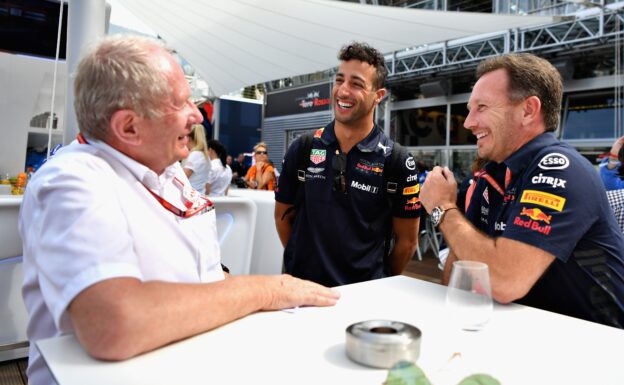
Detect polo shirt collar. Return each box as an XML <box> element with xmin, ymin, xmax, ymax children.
<box><xmin>503</xmin><ymin>132</ymin><xmax>558</xmax><ymax>176</ymax></box>
<box><xmin>320</xmin><ymin>121</ymin><xmax>385</xmax><ymax>152</ymax></box>
<box><xmin>86</xmin><ymin>136</ymin><xmax>178</xmax><ymax>190</ymax></box>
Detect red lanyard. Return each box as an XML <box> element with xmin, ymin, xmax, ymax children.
<box><xmin>143</xmin><ymin>185</ymin><xmax>213</xmax><ymax>218</ymax></box>
<box><xmin>77</xmin><ymin>133</ymin><xmax>214</xmax><ymax>218</ymax></box>
<box><xmin>475</xmin><ymin>167</ymin><xmax>512</xmax><ymax>196</ymax></box>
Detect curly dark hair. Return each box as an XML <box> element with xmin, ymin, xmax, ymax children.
<box><xmin>338</xmin><ymin>42</ymin><xmax>387</xmax><ymax>90</ymax></box>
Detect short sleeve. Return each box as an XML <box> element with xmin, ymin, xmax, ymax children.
<box><xmin>183</xmin><ymin>151</ymin><xmax>203</xmax><ymax>173</ymax></box>
<box><xmin>22</xmin><ymin>156</ymin><xmax>142</xmax><ymax>332</ymax></box>
<box><xmin>600</xmin><ymin>159</ymin><xmax>624</xmax><ymax>191</ymax></box>
<box><xmin>390</xmin><ymin>151</ymin><xmax>422</xmax><ymax>218</ymax></box>
<box><xmin>501</xmin><ymin>151</ymin><xmax>596</xmax><ymax>261</ymax></box>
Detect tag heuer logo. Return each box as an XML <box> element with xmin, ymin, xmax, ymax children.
<box><xmin>310</xmin><ymin>149</ymin><xmax>326</xmax><ymax>165</ymax></box>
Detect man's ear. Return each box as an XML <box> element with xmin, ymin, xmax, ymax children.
<box><xmin>109</xmin><ymin>109</ymin><xmax>141</xmax><ymax>146</ymax></box>
<box><xmin>375</xmin><ymin>87</ymin><xmax>387</xmax><ymax>105</ymax></box>
<box><xmin>523</xmin><ymin>95</ymin><xmax>541</xmax><ymax>125</ymax></box>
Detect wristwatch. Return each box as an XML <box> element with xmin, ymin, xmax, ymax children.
<box><xmin>430</xmin><ymin>205</ymin><xmax>458</xmax><ymax>227</ymax></box>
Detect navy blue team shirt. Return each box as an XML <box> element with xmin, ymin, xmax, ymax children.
<box><xmin>466</xmin><ymin>132</ymin><xmax>624</xmax><ymax>328</ymax></box>
<box><xmin>275</xmin><ymin>121</ymin><xmax>422</xmax><ymax>287</ymax></box>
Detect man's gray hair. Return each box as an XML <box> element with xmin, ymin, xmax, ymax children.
<box><xmin>73</xmin><ymin>35</ymin><xmax>173</xmax><ymax>140</ymax></box>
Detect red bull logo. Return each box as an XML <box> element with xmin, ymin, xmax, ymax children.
<box><xmin>404</xmin><ymin>196</ymin><xmax>421</xmax><ymax>211</ymax></box>
<box><xmin>519</xmin><ymin>207</ymin><xmax>551</xmax><ymax>224</ymax></box>
<box><xmin>513</xmin><ymin>207</ymin><xmax>552</xmax><ymax>235</ymax></box>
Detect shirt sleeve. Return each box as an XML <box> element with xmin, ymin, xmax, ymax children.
<box><xmin>501</xmin><ymin>151</ymin><xmax>597</xmax><ymax>262</ymax></box>
<box><xmin>183</xmin><ymin>151</ymin><xmax>203</xmax><ymax>173</ymax></box>
<box><xmin>21</xmin><ymin>154</ymin><xmax>142</xmax><ymax>332</ymax></box>
<box><xmin>390</xmin><ymin>151</ymin><xmax>422</xmax><ymax>218</ymax></box>
<box><xmin>274</xmin><ymin>138</ymin><xmax>302</xmax><ymax>204</ymax></box>
<box><xmin>600</xmin><ymin>158</ymin><xmax>624</xmax><ymax>191</ymax></box>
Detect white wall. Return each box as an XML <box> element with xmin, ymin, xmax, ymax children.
<box><xmin>0</xmin><ymin>52</ymin><xmax>66</xmax><ymax>176</ymax></box>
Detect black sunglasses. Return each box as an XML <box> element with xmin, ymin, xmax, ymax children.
<box><xmin>255</xmin><ymin>150</ymin><xmax>268</xmax><ymax>155</ymax></box>
<box><xmin>332</xmin><ymin>151</ymin><xmax>347</xmax><ymax>194</ymax></box>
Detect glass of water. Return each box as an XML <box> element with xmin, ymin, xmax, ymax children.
<box><xmin>445</xmin><ymin>260</ymin><xmax>493</xmax><ymax>331</ymax></box>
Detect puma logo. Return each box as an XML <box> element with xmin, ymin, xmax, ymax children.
<box><xmin>377</xmin><ymin>142</ymin><xmax>389</xmax><ymax>154</ymax></box>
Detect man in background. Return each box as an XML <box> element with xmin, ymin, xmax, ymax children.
<box><xmin>420</xmin><ymin>53</ymin><xmax>624</xmax><ymax>327</ymax></box>
<box><xmin>19</xmin><ymin>35</ymin><xmax>339</xmax><ymax>385</ymax></box>
<box><xmin>275</xmin><ymin>42</ymin><xmax>420</xmax><ymax>286</ymax></box>
<box><xmin>231</xmin><ymin>152</ymin><xmax>248</xmax><ymax>186</ymax></box>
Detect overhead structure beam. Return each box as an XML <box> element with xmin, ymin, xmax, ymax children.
<box><xmin>386</xmin><ymin>8</ymin><xmax>624</xmax><ymax>84</ymax></box>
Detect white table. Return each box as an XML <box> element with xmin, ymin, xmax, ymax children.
<box><xmin>37</xmin><ymin>276</ymin><xmax>624</xmax><ymax>385</ymax></box>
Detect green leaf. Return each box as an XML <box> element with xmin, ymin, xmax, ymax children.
<box><xmin>457</xmin><ymin>374</ymin><xmax>501</xmax><ymax>385</ymax></box>
<box><xmin>384</xmin><ymin>361</ymin><xmax>433</xmax><ymax>385</ymax></box>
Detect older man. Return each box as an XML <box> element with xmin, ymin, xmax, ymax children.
<box><xmin>19</xmin><ymin>35</ymin><xmax>339</xmax><ymax>385</ymax></box>
<box><xmin>420</xmin><ymin>53</ymin><xmax>624</xmax><ymax>328</ymax></box>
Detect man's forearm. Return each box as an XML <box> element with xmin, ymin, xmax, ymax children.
<box><xmin>274</xmin><ymin>203</ymin><xmax>295</xmax><ymax>248</ymax></box>
<box><xmin>275</xmin><ymin>219</ymin><xmax>292</xmax><ymax>248</ymax></box>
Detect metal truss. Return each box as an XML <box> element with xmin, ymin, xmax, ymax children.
<box><xmin>386</xmin><ymin>9</ymin><xmax>624</xmax><ymax>83</ymax></box>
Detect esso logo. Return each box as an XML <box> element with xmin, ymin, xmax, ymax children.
<box><xmin>405</xmin><ymin>156</ymin><xmax>415</xmax><ymax>170</ymax></box>
<box><xmin>538</xmin><ymin>153</ymin><xmax>569</xmax><ymax>170</ymax></box>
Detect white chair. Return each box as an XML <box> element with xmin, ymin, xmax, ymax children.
<box><xmin>0</xmin><ymin>196</ymin><xmax>23</xmax><ymax>261</ymax></box>
<box><xmin>416</xmin><ymin>215</ymin><xmax>442</xmax><ymax>261</ymax></box>
<box><xmin>227</xmin><ymin>189</ymin><xmax>284</xmax><ymax>275</ymax></box>
<box><xmin>0</xmin><ymin>197</ymin><xmax>29</xmax><ymax>361</ymax></box>
<box><xmin>211</xmin><ymin>196</ymin><xmax>256</xmax><ymax>275</ymax></box>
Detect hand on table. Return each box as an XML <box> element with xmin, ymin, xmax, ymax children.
<box><xmin>263</xmin><ymin>274</ymin><xmax>340</xmax><ymax>310</ymax></box>
<box><xmin>419</xmin><ymin>166</ymin><xmax>458</xmax><ymax>214</ymax></box>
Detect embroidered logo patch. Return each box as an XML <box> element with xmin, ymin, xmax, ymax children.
<box><xmin>405</xmin><ymin>156</ymin><xmax>416</xmax><ymax>171</ymax></box>
<box><xmin>402</xmin><ymin>184</ymin><xmax>420</xmax><ymax>195</ymax></box>
<box><xmin>520</xmin><ymin>190</ymin><xmax>566</xmax><ymax>212</ymax></box>
<box><xmin>538</xmin><ymin>153</ymin><xmax>569</xmax><ymax>170</ymax></box>
<box><xmin>310</xmin><ymin>149</ymin><xmax>326</xmax><ymax>165</ymax></box>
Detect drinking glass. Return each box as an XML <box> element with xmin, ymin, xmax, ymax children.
<box><xmin>445</xmin><ymin>260</ymin><xmax>493</xmax><ymax>331</ymax></box>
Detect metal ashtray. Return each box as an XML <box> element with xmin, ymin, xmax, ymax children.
<box><xmin>345</xmin><ymin>320</ymin><xmax>421</xmax><ymax>368</ymax></box>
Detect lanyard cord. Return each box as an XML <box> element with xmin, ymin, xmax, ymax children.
<box><xmin>76</xmin><ymin>133</ymin><xmax>213</xmax><ymax>218</ymax></box>
<box><xmin>474</xmin><ymin>167</ymin><xmax>512</xmax><ymax>196</ymax></box>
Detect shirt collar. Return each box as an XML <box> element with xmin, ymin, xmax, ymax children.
<box><xmin>85</xmin><ymin>136</ymin><xmax>178</xmax><ymax>190</ymax></box>
<box><xmin>503</xmin><ymin>132</ymin><xmax>558</xmax><ymax>176</ymax></box>
<box><xmin>320</xmin><ymin>121</ymin><xmax>386</xmax><ymax>152</ymax></box>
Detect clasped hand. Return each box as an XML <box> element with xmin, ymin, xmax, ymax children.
<box><xmin>419</xmin><ymin>166</ymin><xmax>458</xmax><ymax>213</ymax></box>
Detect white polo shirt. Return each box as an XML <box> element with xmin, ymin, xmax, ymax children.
<box><xmin>207</xmin><ymin>159</ymin><xmax>233</xmax><ymax>197</ymax></box>
<box><xmin>183</xmin><ymin>150</ymin><xmax>211</xmax><ymax>194</ymax></box>
<box><xmin>19</xmin><ymin>138</ymin><xmax>224</xmax><ymax>385</ymax></box>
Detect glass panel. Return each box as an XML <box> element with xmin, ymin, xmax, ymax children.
<box><xmin>562</xmin><ymin>90</ymin><xmax>619</xmax><ymax>140</ymax></box>
<box><xmin>451</xmin><ymin>149</ymin><xmax>478</xmax><ymax>183</ymax></box>
<box><xmin>393</xmin><ymin>106</ymin><xmax>447</xmax><ymax>146</ymax></box>
<box><xmin>449</xmin><ymin>103</ymin><xmax>475</xmax><ymax>145</ymax></box>
<box><xmin>408</xmin><ymin>149</ymin><xmax>442</xmax><ymax>170</ymax></box>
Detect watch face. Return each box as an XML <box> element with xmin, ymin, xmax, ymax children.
<box><xmin>431</xmin><ymin>207</ymin><xmax>442</xmax><ymax>226</ymax></box>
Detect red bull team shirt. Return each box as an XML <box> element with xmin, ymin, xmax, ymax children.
<box><xmin>466</xmin><ymin>132</ymin><xmax>624</xmax><ymax>328</ymax></box>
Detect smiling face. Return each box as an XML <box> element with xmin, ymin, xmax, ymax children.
<box><xmin>136</xmin><ymin>49</ymin><xmax>203</xmax><ymax>173</ymax></box>
<box><xmin>332</xmin><ymin>59</ymin><xmax>385</xmax><ymax>130</ymax></box>
<box><xmin>464</xmin><ymin>69</ymin><xmax>527</xmax><ymax>163</ymax></box>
